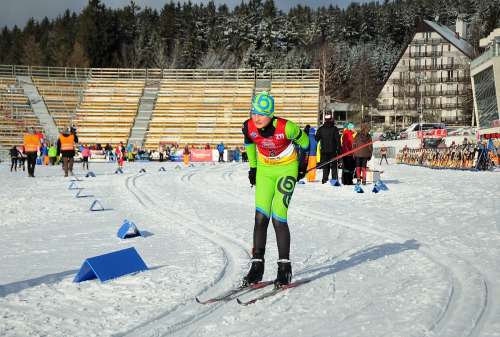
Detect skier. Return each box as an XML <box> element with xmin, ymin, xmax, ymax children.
<box><xmin>315</xmin><ymin>112</ymin><xmax>341</xmax><ymax>183</ymax></box>
<box><xmin>241</xmin><ymin>91</ymin><xmax>309</xmax><ymax>288</ymax></box>
<box><xmin>353</xmin><ymin>123</ymin><xmax>373</xmax><ymax>185</ymax></box>
<box><xmin>379</xmin><ymin>145</ymin><xmax>389</xmax><ymax>165</ymax></box>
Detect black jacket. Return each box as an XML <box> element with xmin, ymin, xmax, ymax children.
<box><xmin>315</xmin><ymin>122</ymin><xmax>341</xmax><ymax>154</ymax></box>
<box><xmin>10</xmin><ymin>148</ymin><xmax>19</xmax><ymax>158</ymax></box>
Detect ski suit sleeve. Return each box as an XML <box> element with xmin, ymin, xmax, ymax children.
<box><xmin>285</xmin><ymin>121</ymin><xmax>309</xmax><ymax>151</ymax></box>
<box><xmin>242</xmin><ymin>121</ymin><xmax>257</xmax><ymax>168</ymax></box>
<box><xmin>314</xmin><ymin>126</ymin><xmax>321</xmax><ymax>142</ymax></box>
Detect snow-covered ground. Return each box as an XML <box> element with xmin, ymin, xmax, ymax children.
<box><xmin>0</xmin><ymin>160</ymin><xmax>499</xmax><ymax>337</ymax></box>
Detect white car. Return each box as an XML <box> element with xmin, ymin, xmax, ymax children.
<box><xmin>399</xmin><ymin>123</ymin><xmax>446</xmax><ymax>139</ymax></box>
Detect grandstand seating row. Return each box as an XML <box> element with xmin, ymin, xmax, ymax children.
<box><xmin>0</xmin><ymin>77</ymin><xmax>43</xmax><ymax>149</ymax></box>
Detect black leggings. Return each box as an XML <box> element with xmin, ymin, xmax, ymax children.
<box><xmin>11</xmin><ymin>158</ymin><xmax>17</xmax><ymax>171</ymax></box>
<box><xmin>26</xmin><ymin>152</ymin><xmax>37</xmax><ymax>176</ymax></box>
<box><xmin>253</xmin><ymin>211</ymin><xmax>290</xmax><ymax>260</ymax></box>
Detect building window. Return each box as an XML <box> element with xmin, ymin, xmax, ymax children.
<box><xmin>473</xmin><ymin>67</ymin><xmax>497</xmax><ymax>128</ymax></box>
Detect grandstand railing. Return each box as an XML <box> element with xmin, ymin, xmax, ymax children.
<box><xmin>0</xmin><ymin>65</ymin><xmax>319</xmax><ymax>82</ymax></box>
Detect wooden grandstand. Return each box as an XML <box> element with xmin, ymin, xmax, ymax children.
<box><xmin>74</xmin><ymin>78</ymin><xmax>145</xmax><ymax>146</ymax></box>
<box><xmin>32</xmin><ymin>77</ymin><xmax>85</xmax><ymax>131</ymax></box>
<box><xmin>144</xmin><ymin>70</ymin><xmax>255</xmax><ymax>149</ymax></box>
<box><xmin>0</xmin><ymin>77</ymin><xmax>43</xmax><ymax>149</ymax></box>
<box><xmin>267</xmin><ymin>70</ymin><xmax>320</xmax><ymax>127</ymax></box>
<box><xmin>0</xmin><ymin>65</ymin><xmax>320</xmax><ymax>155</ymax></box>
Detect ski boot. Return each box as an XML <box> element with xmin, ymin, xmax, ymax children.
<box><xmin>274</xmin><ymin>259</ymin><xmax>292</xmax><ymax>289</ymax></box>
<box><xmin>242</xmin><ymin>258</ymin><xmax>264</xmax><ymax>287</ymax></box>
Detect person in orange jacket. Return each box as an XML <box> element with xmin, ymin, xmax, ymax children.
<box><xmin>23</xmin><ymin>128</ymin><xmax>40</xmax><ymax>177</ymax></box>
<box><xmin>57</xmin><ymin>127</ymin><xmax>79</xmax><ymax>177</ymax></box>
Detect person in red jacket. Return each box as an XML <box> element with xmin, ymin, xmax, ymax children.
<box><xmin>341</xmin><ymin>123</ymin><xmax>355</xmax><ymax>185</ymax></box>
<box><xmin>353</xmin><ymin>123</ymin><xmax>373</xmax><ymax>185</ymax></box>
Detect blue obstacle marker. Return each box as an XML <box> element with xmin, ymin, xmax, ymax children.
<box><xmin>115</xmin><ymin>168</ymin><xmax>124</xmax><ymax>174</ymax></box>
<box><xmin>139</xmin><ymin>168</ymin><xmax>146</xmax><ymax>173</ymax></box>
<box><xmin>189</xmin><ymin>164</ymin><xmax>195</xmax><ymax>167</ymax></box>
<box><xmin>86</xmin><ymin>171</ymin><xmax>96</xmax><ymax>178</ymax></box>
<box><xmin>117</xmin><ymin>220</ymin><xmax>143</xmax><ymax>239</ymax></box>
<box><xmin>372</xmin><ymin>185</ymin><xmax>380</xmax><ymax>193</ymax></box>
<box><xmin>75</xmin><ymin>188</ymin><xmax>94</xmax><ymax>198</ymax></box>
<box><xmin>73</xmin><ymin>247</ymin><xmax>148</xmax><ymax>283</ymax></box>
<box><xmin>297</xmin><ymin>180</ymin><xmax>306</xmax><ymax>185</ymax></box>
<box><xmin>329</xmin><ymin>179</ymin><xmax>341</xmax><ymax>187</ymax></box>
<box><xmin>68</xmin><ymin>181</ymin><xmax>79</xmax><ymax>190</ymax></box>
<box><xmin>158</xmin><ymin>167</ymin><xmax>166</xmax><ymax>172</ymax></box>
<box><xmin>375</xmin><ymin>179</ymin><xmax>389</xmax><ymax>191</ymax></box>
<box><xmin>354</xmin><ymin>184</ymin><xmax>364</xmax><ymax>193</ymax></box>
<box><xmin>89</xmin><ymin>199</ymin><xmax>105</xmax><ymax>211</ymax></box>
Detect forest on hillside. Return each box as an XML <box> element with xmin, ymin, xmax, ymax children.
<box><xmin>0</xmin><ymin>0</ymin><xmax>499</xmax><ymax>103</ymax></box>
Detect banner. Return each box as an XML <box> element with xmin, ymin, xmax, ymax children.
<box><xmin>415</xmin><ymin>129</ymin><xmax>447</xmax><ymax>139</ymax></box>
<box><xmin>190</xmin><ymin>149</ymin><xmax>213</xmax><ymax>162</ymax></box>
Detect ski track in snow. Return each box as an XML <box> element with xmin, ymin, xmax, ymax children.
<box><xmin>117</xmin><ymin>165</ymin><xmax>253</xmax><ymax>337</ymax></box>
<box><xmin>0</xmin><ymin>161</ymin><xmax>499</xmax><ymax>337</ymax></box>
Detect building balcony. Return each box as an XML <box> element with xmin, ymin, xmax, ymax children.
<box><xmin>408</xmin><ymin>63</ymin><xmax>463</xmax><ymax>71</ymax></box>
<box><xmin>409</xmin><ymin>51</ymin><xmax>443</xmax><ymax>58</ymax></box>
<box><xmin>410</xmin><ymin>38</ymin><xmax>444</xmax><ymax>45</ymax></box>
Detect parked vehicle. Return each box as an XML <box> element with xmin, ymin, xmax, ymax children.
<box><xmin>399</xmin><ymin>123</ymin><xmax>446</xmax><ymax>139</ymax></box>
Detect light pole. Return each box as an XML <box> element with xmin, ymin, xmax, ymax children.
<box><xmin>416</xmin><ymin>74</ymin><xmax>426</xmax><ymax>148</ymax></box>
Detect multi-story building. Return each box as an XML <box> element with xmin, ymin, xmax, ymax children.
<box><xmin>471</xmin><ymin>28</ymin><xmax>500</xmax><ymax>138</ymax></box>
<box><xmin>376</xmin><ymin>19</ymin><xmax>475</xmax><ymax>131</ymax></box>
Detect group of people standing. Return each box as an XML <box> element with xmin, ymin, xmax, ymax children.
<box><xmin>9</xmin><ymin>126</ymin><xmax>80</xmax><ymax>177</ymax></box>
<box><xmin>314</xmin><ymin>113</ymin><xmax>373</xmax><ymax>185</ymax></box>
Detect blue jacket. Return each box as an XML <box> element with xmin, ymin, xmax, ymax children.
<box><xmin>217</xmin><ymin>143</ymin><xmax>224</xmax><ymax>153</ymax></box>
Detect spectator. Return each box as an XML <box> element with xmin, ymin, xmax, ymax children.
<box><xmin>57</xmin><ymin>127</ymin><xmax>79</xmax><ymax>177</ymax></box>
<box><xmin>315</xmin><ymin>113</ymin><xmax>341</xmax><ymax>184</ymax></box>
<box><xmin>9</xmin><ymin>145</ymin><xmax>19</xmax><ymax>172</ymax></box>
<box><xmin>217</xmin><ymin>142</ymin><xmax>225</xmax><ymax>162</ymax></box>
<box><xmin>341</xmin><ymin>123</ymin><xmax>355</xmax><ymax>185</ymax></box>
<box><xmin>48</xmin><ymin>143</ymin><xmax>57</xmax><ymax>165</ymax></box>
<box><xmin>81</xmin><ymin>144</ymin><xmax>91</xmax><ymax>170</ymax></box>
<box><xmin>353</xmin><ymin>123</ymin><xmax>373</xmax><ymax>185</ymax></box>
<box><xmin>23</xmin><ymin>127</ymin><xmax>40</xmax><ymax>177</ymax></box>
<box><xmin>183</xmin><ymin>144</ymin><xmax>190</xmax><ymax>166</ymax></box>
<box><xmin>233</xmin><ymin>146</ymin><xmax>241</xmax><ymax>162</ymax></box>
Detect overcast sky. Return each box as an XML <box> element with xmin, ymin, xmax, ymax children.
<box><xmin>1</xmin><ymin>0</ymin><xmax>365</xmax><ymax>28</ymax></box>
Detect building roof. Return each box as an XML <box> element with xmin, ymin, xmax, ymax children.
<box><xmin>480</xmin><ymin>28</ymin><xmax>500</xmax><ymax>48</ymax></box>
<box><xmin>423</xmin><ymin>20</ymin><xmax>474</xmax><ymax>58</ymax></box>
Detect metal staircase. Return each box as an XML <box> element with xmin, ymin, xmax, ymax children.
<box><xmin>17</xmin><ymin>76</ymin><xmax>59</xmax><ymax>141</ymax></box>
<box><xmin>128</xmin><ymin>80</ymin><xmax>161</xmax><ymax>148</ymax></box>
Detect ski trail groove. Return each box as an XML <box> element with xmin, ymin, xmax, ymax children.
<box><xmin>118</xmin><ymin>166</ymin><xmax>251</xmax><ymax>337</ymax></box>
<box><xmin>302</xmin><ymin>208</ymin><xmax>489</xmax><ymax>337</ymax></box>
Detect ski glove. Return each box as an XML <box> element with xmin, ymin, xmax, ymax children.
<box><xmin>248</xmin><ymin>167</ymin><xmax>256</xmax><ymax>186</ymax></box>
<box><xmin>303</xmin><ymin>125</ymin><xmax>311</xmax><ymax>136</ymax></box>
